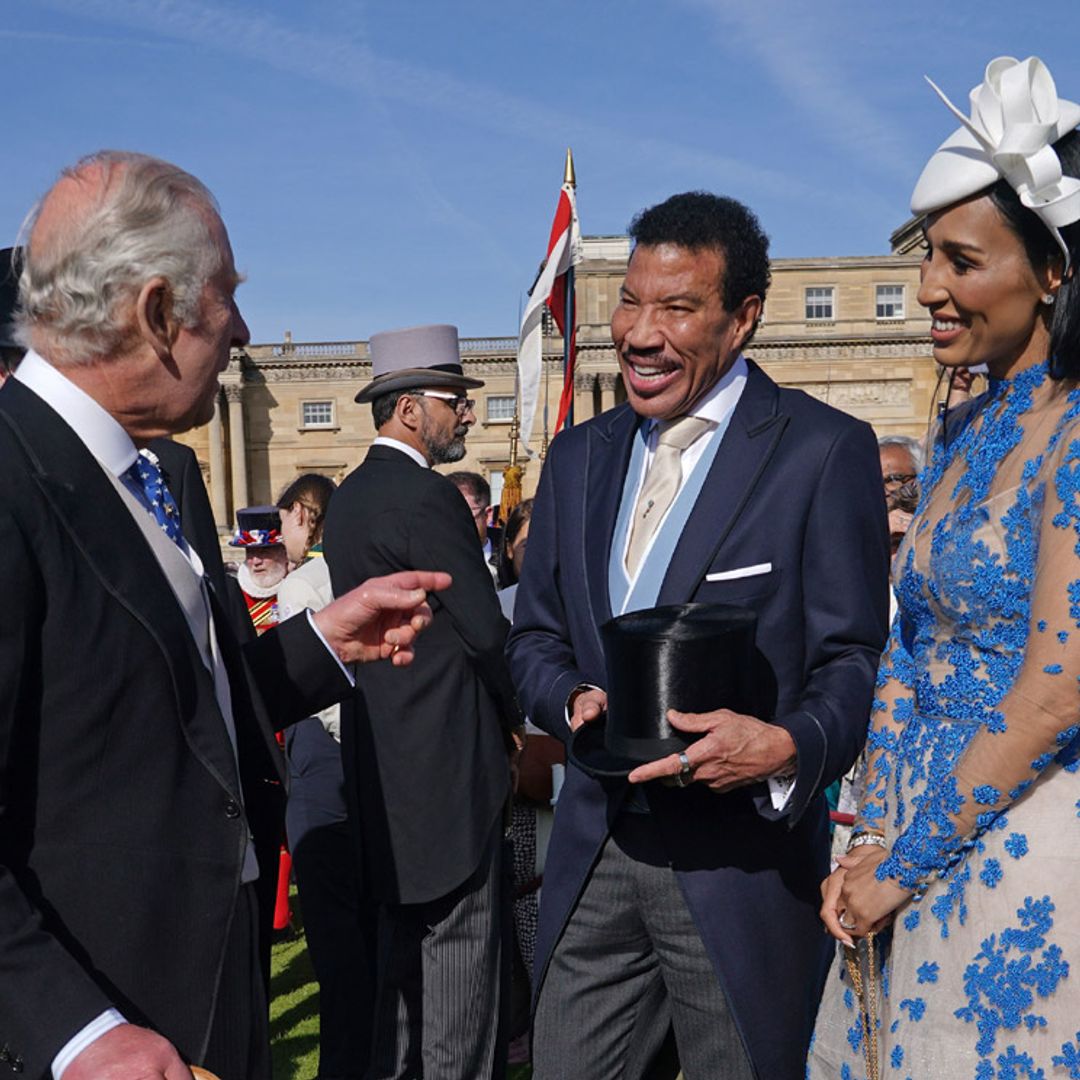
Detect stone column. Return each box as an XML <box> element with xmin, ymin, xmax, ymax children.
<box><xmin>207</xmin><ymin>390</ymin><xmax>228</xmax><ymax>529</ymax></box>
<box><xmin>224</xmin><ymin>383</ymin><xmax>248</xmax><ymax>515</ymax></box>
<box><xmin>574</xmin><ymin>371</ymin><xmax>596</xmax><ymax>424</ymax></box>
<box><xmin>598</xmin><ymin>372</ymin><xmax>619</xmax><ymax>414</ymax></box>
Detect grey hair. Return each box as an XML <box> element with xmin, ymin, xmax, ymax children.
<box><xmin>878</xmin><ymin>433</ymin><xmax>925</xmax><ymax>473</ymax></box>
<box><xmin>15</xmin><ymin>150</ymin><xmax>224</xmax><ymax>364</ymax></box>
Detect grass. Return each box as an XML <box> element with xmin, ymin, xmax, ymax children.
<box><xmin>269</xmin><ymin>888</ymin><xmax>532</xmax><ymax>1078</ymax></box>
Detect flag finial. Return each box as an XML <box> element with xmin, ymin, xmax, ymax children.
<box><xmin>564</xmin><ymin>147</ymin><xmax>576</xmax><ymax>188</ymax></box>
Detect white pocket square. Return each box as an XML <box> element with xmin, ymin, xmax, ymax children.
<box><xmin>706</xmin><ymin>562</ymin><xmax>772</xmax><ymax>582</ymax></box>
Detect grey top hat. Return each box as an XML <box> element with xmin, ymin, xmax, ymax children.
<box><xmin>0</xmin><ymin>248</ymin><xmax>23</xmax><ymax>350</ymax></box>
<box><xmin>354</xmin><ymin>323</ymin><xmax>484</xmax><ymax>404</ymax></box>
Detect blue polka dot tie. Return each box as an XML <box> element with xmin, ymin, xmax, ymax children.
<box><xmin>126</xmin><ymin>449</ymin><xmax>184</xmax><ymax>546</ymax></box>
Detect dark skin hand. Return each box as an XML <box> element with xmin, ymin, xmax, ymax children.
<box><xmin>627</xmin><ymin>708</ymin><xmax>797</xmax><ymax>792</ymax></box>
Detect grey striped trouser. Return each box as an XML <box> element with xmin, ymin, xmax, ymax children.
<box><xmin>532</xmin><ymin>813</ymin><xmax>756</xmax><ymax>1080</ymax></box>
<box><xmin>367</xmin><ymin>816</ymin><xmax>508</xmax><ymax>1080</ymax></box>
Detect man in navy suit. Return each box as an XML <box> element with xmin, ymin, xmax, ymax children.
<box><xmin>506</xmin><ymin>192</ymin><xmax>890</xmax><ymax>1079</ymax></box>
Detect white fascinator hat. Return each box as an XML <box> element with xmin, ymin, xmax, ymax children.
<box><xmin>911</xmin><ymin>56</ymin><xmax>1080</xmax><ymax>270</ymax></box>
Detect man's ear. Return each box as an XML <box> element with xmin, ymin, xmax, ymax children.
<box><xmin>395</xmin><ymin>392</ymin><xmax>423</xmax><ymax>433</ymax></box>
<box><xmin>732</xmin><ymin>294</ymin><xmax>763</xmax><ymax>352</ymax></box>
<box><xmin>135</xmin><ymin>277</ymin><xmax>178</xmax><ymax>358</ymax></box>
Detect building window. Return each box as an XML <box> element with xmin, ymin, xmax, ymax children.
<box><xmin>486</xmin><ymin>395</ymin><xmax>516</xmax><ymax>423</ymax></box>
<box><xmin>876</xmin><ymin>284</ymin><xmax>905</xmax><ymax>320</ymax></box>
<box><xmin>805</xmin><ymin>286</ymin><xmax>834</xmax><ymax>321</ymax></box>
<box><xmin>301</xmin><ymin>400</ymin><xmax>335</xmax><ymax>428</ymax></box>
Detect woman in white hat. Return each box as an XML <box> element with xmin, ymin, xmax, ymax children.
<box><xmin>809</xmin><ymin>56</ymin><xmax>1080</xmax><ymax>1078</ymax></box>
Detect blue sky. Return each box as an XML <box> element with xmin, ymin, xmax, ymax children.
<box><xmin>4</xmin><ymin>1</ymin><xmax>1079</xmax><ymax>342</ymax></box>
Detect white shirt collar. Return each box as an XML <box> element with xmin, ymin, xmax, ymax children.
<box><xmin>13</xmin><ymin>348</ymin><xmax>138</xmax><ymax>476</ymax></box>
<box><xmin>372</xmin><ymin>435</ymin><xmax>429</xmax><ymax>469</ymax></box>
<box><xmin>643</xmin><ymin>354</ymin><xmax>749</xmax><ymax>434</ymax></box>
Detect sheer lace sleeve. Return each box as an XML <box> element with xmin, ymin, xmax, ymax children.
<box><xmin>855</xmin><ymin>612</ymin><xmax>916</xmax><ymax>837</ymax></box>
<box><xmin>878</xmin><ymin>432</ymin><xmax>1080</xmax><ymax>892</ymax></box>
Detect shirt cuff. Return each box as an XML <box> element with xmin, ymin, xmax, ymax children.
<box><xmin>305</xmin><ymin>608</ymin><xmax>356</xmax><ymax>688</ymax></box>
<box><xmin>53</xmin><ymin>1011</ymin><xmax>127</xmax><ymax>1079</ymax></box>
<box><xmin>767</xmin><ymin>773</ymin><xmax>796</xmax><ymax>811</ymax></box>
<box><xmin>564</xmin><ymin>683</ymin><xmax>603</xmax><ymax>727</ymax></box>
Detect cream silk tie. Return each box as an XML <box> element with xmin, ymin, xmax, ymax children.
<box><xmin>625</xmin><ymin>414</ymin><xmax>711</xmax><ymax>575</ymax></box>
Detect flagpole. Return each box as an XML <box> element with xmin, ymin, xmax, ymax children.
<box><xmin>562</xmin><ymin>148</ymin><xmax>576</xmax><ymax>429</ymax></box>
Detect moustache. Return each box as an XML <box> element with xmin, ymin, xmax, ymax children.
<box><xmin>621</xmin><ymin>348</ymin><xmax>681</xmax><ymax>367</ymax></box>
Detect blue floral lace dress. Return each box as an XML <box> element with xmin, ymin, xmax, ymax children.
<box><xmin>808</xmin><ymin>363</ymin><xmax>1080</xmax><ymax>1080</ymax></box>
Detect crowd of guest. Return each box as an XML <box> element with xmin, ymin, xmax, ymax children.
<box><xmin>3</xmin><ymin>49</ymin><xmax>1080</xmax><ymax>1080</ymax></box>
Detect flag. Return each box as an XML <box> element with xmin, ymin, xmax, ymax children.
<box><xmin>516</xmin><ymin>157</ymin><xmax>581</xmax><ymax>451</ymax></box>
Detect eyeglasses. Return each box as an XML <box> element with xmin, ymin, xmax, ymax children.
<box><xmin>882</xmin><ymin>473</ymin><xmax>917</xmax><ymax>487</ymax></box>
<box><xmin>413</xmin><ymin>390</ymin><xmax>475</xmax><ymax>415</ymax></box>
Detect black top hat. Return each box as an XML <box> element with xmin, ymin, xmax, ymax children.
<box><xmin>569</xmin><ymin>603</ymin><xmax>757</xmax><ymax>779</ymax></box>
<box><xmin>0</xmin><ymin>247</ymin><xmax>23</xmax><ymax>350</ymax></box>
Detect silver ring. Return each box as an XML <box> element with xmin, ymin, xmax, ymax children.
<box><xmin>675</xmin><ymin>751</ymin><xmax>694</xmax><ymax>788</ymax></box>
<box><xmin>838</xmin><ymin>911</ymin><xmax>857</xmax><ymax>931</ymax></box>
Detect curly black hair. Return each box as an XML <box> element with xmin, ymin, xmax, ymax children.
<box><xmin>627</xmin><ymin>191</ymin><xmax>772</xmax><ymax>315</ymax></box>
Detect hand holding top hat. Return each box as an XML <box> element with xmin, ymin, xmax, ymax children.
<box><xmin>567</xmin><ymin>603</ymin><xmax>796</xmax><ymax>793</ymax></box>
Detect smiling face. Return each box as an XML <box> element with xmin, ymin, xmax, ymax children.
<box><xmin>610</xmin><ymin>243</ymin><xmax>761</xmax><ymax>420</ymax></box>
<box><xmin>917</xmin><ymin>195</ymin><xmax>1058</xmax><ymax>380</ymax></box>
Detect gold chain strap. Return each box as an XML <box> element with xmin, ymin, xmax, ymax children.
<box><xmin>843</xmin><ymin>931</ymin><xmax>879</xmax><ymax>1080</ymax></box>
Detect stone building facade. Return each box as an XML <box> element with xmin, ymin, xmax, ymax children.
<box><xmin>177</xmin><ymin>229</ymin><xmax>944</xmax><ymax>532</ymax></box>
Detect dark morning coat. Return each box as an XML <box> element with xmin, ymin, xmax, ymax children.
<box><xmin>505</xmin><ymin>360</ymin><xmax>890</xmax><ymax>1080</ymax></box>
<box><xmin>323</xmin><ymin>443</ymin><xmax>521</xmax><ymax>905</ymax></box>
<box><xmin>0</xmin><ymin>379</ymin><xmax>350</xmax><ymax>1076</ymax></box>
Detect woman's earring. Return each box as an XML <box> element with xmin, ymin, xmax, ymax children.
<box><xmin>1043</xmin><ymin>292</ymin><xmax>1057</xmax><ymax>305</ymax></box>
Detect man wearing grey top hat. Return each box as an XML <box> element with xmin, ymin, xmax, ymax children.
<box><xmin>324</xmin><ymin>324</ymin><xmax>524</xmax><ymax>1079</ymax></box>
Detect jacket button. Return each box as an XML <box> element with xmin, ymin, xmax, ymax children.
<box><xmin>225</xmin><ymin>799</ymin><xmax>241</xmax><ymax>819</ymax></box>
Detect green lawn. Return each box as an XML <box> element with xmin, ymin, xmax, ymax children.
<box><xmin>269</xmin><ymin>891</ymin><xmax>532</xmax><ymax>1078</ymax></box>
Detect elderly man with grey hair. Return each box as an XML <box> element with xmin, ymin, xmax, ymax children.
<box><xmin>0</xmin><ymin>151</ymin><xmax>448</xmax><ymax>1080</ymax></box>
<box><xmin>878</xmin><ymin>434</ymin><xmax>924</xmax><ymax>558</ymax></box>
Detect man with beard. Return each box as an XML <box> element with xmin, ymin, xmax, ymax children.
<box><xmin>230</xmin><ymin>506</ymin><xmax>291</xmax><ymax>635</ymax></box>
<box><xmin>324</xmin><ymin>324</ymin><xmax>524</xmax><ymax>1079</ymax></box>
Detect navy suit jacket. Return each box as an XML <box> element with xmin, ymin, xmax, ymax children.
<box><xmin>506</xmin><ymin>360</ymin><xmax>890</xmax><ymax>1079</ymax></box>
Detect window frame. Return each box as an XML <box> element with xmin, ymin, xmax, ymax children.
<box><xmin>299</xmin><ymin>399</ymin><xmax>337</xmax><ymax>430</ymax></box>
<box><xmin>804</xmin><ymin>285</ymin><xmax>836</xmax><ymax>322</ymax></box>
<box><xmin>875</xmin><ymin>283</ymin><xmax>906</xmax><ymax>321</ymax></box>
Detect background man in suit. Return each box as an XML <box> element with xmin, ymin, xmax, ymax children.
<box><xmin>0</xmin><ymin>150</ymin><xmax>446</xmax><ymax>1080</ymax></box>
<box><xmin>447</xmin><ymin>470</ymin><xmax>501</xmax><ymax>584</ymax></box>
<box><xmin>324</xmin><ymin>324</ymin><xmax>524</xmax><ymax>1079</ymax></box>
<box><xmin>506</xmin><ymin>192</ymin><xmax>890</xmax><ymax>1079</ymax></box>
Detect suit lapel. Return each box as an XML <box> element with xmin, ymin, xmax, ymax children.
<box><xmin>2</xmin><ymin>380</ymin><xmax>242</xmax><ymax>794</ymax></box>
<box><xmin>658</xmin><ymin>361</ymin><xmax>788</xmax><ymax>605</ymax></box>
<box><xmin>583</xmin><ymin>405</ymin><xmax>639</xmax><ymax>632</ymax></box>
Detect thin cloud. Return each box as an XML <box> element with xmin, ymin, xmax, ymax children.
<box><xmin>35</xmin><ymin>0</ymin><xmax>822</xmax><ymax>203</ymax></box>
<box><xmin>684</xmin><ymin>0</ymin><xmax>917</xmax><ymax>178</ymax></box>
